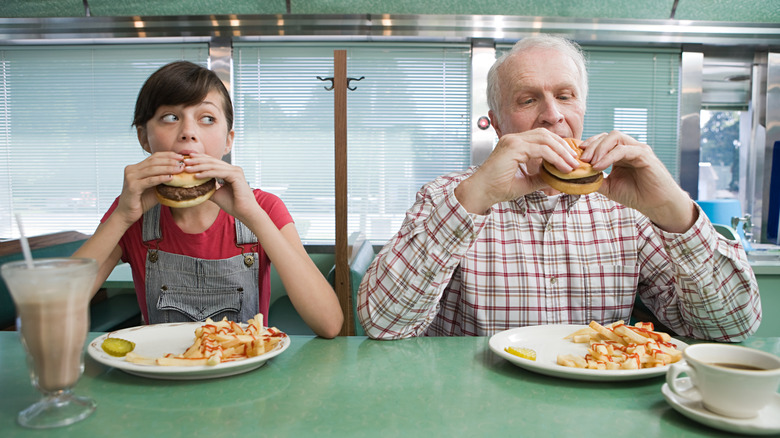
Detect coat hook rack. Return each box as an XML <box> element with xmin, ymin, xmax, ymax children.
<box><xmin>316</xmin><ymin>76</ymin><xmax>365</xmax><ymax>91</ymax></box>
<box><xmin>347</xmin><ymin>76</ymin><xmax>365</xmax><ymax>91</ymax></box>
<box><xmin>316</xmin><ymin>76</ymin><xmax>334</xmax><ymax>91</ymax></box>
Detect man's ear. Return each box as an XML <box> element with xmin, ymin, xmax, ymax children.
<box><xmin>137</xmin><ymin>126</ymin><xmax>151</xmax><ymax>153</ymax></box>
<box><xmin>488</xmin><ymin>110</ymin><xmax>503</xmax><ymax>138</ymax></box>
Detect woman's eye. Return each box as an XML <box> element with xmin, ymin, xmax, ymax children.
<box><xmin>161</xmin><ymin>114</ymin><xmax>178</xmax><ymax>122</ymax></box>
<box><xmin>201</xmin><ymin>115</ymin><xmax>216</xmax><ymax>124</ymax></box>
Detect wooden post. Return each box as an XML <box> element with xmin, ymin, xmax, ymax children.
<box><xmin>333</xmin><ymin>50</ymin><xmax>353</xmax><ymax>336</ymax></box>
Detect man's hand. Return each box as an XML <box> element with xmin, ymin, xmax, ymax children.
<box><xmin>581</xmin><ymin>131</ymin><xmax>697</xmax><ymax>233</ymax></box>
<box><xmin>455</xmin><ymin>129</ymin><xmax>580</xmax><ymax>214</ymax></box>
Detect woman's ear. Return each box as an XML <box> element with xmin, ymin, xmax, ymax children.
<box><xmin>224</xmin><ymin>130</ymin><xmax>235</xmax><ymax>156</ymax></box>
<box><xmin>137</xmin><ymin>126</ymin><xmax>151</xmax><ymax>153</ymax></box>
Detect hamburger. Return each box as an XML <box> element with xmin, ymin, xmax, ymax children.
<box><xmin>540</xmin><ymin>138</ymin><xmax>603</xmax><ymax>195</ymax></box>
<box><xmin>155</xmin><ymin>167</ymin><xmax>216</xmax><ymax>208</ymax></box>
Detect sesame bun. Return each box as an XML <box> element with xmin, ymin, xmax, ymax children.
<box><xmin>540</xmin><ymin>138</ymin><xmax>604</xmax><ymax>195</ymax></box>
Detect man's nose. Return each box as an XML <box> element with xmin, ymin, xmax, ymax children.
<box><xmin>537</xmin><ymin>97</ymin><xmax>564</xmax><ymax>126</ymax></box>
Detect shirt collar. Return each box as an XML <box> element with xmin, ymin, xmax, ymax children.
<box><xmin>515</xmin><ymin>191</ymin><xmax>582</xmax><ymax>215</ymax></box>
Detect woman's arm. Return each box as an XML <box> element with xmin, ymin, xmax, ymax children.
<box><xmin>245</xmin><ymin>213</ymin><xmax>343</xmax><ymax>338</ymax></box>
<box><xmin>72</xmin><ymin>216</ymin><xmax>126</xmax><ymax>298</ymax></box>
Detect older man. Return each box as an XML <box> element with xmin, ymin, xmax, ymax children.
<box><xmin>357</xmin><ymin>34</ymin><xmax>761</xmax><ymax>341</ymax></box>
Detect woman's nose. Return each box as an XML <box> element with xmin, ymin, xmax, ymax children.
<box><xmin>179</xmin><ymin>119</ymin><xmax>197</xmax><ymax>141</ymax></box>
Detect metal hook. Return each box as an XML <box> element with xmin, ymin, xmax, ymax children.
<box><xmin>347</xmin><ymin>76</ymin><xmax>365</xmax><ymax>91</ymax></box>
<box><xmin>316</xmin><ymin>76</ymin><xmax>334</xmax><ymax>91</ymax></box>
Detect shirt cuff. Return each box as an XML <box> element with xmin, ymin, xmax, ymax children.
<box><xmin>426</xmin><ymin>187</ymin><xmax>489</xmax><ymax>257</ymax></box>
<box><xmin>656</xmin><ymin>202</ymin><xmax>719</xmax><ymax>263</ymax></box>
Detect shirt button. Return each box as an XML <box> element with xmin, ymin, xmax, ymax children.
<box><xmin>550</xmin><ymin>276</ymin><xmax>558</xmax><ymax>284</ymax></box>
<box><xmin>454</xmin><ymin>228</ymin><xmax>464</xmax><ymax>238</ymax></box>
<box><xmin>681</xmin><ymin>248</ymin><xmax>692</xmax><ymax>256</ymax></box>
<box><xmin>546</xmin><ymin>222</ymin><xmax>553</xmax><ymax>232</ymax></box>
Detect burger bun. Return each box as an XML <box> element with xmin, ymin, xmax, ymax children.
<box><xmin>155</xmin><ymin>171</ymin><xmax>216</xmax><ymax>208</ymax></box>
<box><xmin>539</xmin><ymin>138</ymin><xmax>604</xmax><ymax>195</ymax></box>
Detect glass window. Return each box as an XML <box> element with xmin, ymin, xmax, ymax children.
<box><xmin>698</xmin><ymin>110</ymin><xmax>742</xmax><ymax>200</ymax></box>
<box><xmin>0</xmin><ymin>44</ymin><xmax>209</xmax><ymax>239</ymax></box>
<box><xmin>233</xmin><ymin>42</ymin><xmax>471</xmax><ymax>244</ymax></box>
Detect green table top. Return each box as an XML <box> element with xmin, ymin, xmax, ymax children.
<box><xmin>1</xmin><ymin>332</ymin><xmax>778</xmax><ymax>437</ymax></box>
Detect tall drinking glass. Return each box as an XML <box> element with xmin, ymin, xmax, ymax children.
<box><xmin>1</xmin><ymin>258</ymin><xmax>98</xmax><ymax>428</ymax></box>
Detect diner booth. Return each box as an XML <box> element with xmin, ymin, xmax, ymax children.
<box><xmin>0</xmin><ymin>1</ymin><xmax>779</xmax><ymax>436</ymax></box>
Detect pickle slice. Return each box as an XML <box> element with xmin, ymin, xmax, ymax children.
<box><xmin>505</xmin><ymin>346</ymin><xmax>537</xmax><ymax>361</ymax></box>
<box><xmin>102</xmin><ymin>337</ymin><xmax>136</xmax><ymax>357</ymax></box>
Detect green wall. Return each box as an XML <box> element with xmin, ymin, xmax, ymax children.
<box><xmin>1</xmin><ymin>0</ymin><xmax>778</xmax><ymax>23</ymax></box>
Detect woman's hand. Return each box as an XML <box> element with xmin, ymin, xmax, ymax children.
<box><xmin>114</xmin><ymin>151</ymin><xmax>185</xmax><ymax>227</ymax></box>
<box><xmin>179</xmin><ymin>153</ymin><xmax>261</xmax><ymax>222</ymax></box>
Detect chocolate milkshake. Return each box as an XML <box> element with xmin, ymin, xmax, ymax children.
<box><xmin>1</xmin><ymin>258</ymin><xmax>98</xmax><ymax>428</ymax></box>
<box><xmin>17</xmin><ymin>297</ymin><xmax>90</xmax><ymax>392</ymax></box>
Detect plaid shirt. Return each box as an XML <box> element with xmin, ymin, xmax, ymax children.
<box><xmin>358</xmin><ymin>167</ymin><xmax>761</xmax><ymax>341</ymax></box>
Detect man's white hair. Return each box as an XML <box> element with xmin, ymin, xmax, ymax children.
<box><xmin>486</xmin><ymin>34</ymin><xmax>588</xmax><ymax>125</ymax></box>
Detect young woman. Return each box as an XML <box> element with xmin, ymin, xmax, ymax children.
<box><xmin>75</xmin><ymin>61</ymin><xmax>343</xmax><ymax>338</ymax></box>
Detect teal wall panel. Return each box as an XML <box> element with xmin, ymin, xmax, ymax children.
<box><xmin>1</xmin><ymin>0</ymin><xmax>778</xmax><ymax>23</ymax></box>
<box><xmin>675</xmin><ymin>0</ymin><xmax>780</xmax><ymax>23</ymax></box>
<box><xmin>291</xmin><ymin>0</ymin><xmax>676</xmax><ymax>20</ymax></box>
<box><xmin>0</xmin><ymin>0</ymin><xmax>84</xmax><ymax>17</ymax></box>
<box><xmin>88</xmin><ymin>0</ymin><xmax>287</xmax><ymax>17</ymax></box>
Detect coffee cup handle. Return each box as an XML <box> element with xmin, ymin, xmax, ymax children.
<box><xmin>666</xmin><ymin>362</ymin><xmax>702</xmax><ymax>402</ymax></box>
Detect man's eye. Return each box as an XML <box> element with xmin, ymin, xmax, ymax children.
<box><xmin>161</xmin><ymin>114</ymin><xmax>178</xmax><ymax>122</ymax></box>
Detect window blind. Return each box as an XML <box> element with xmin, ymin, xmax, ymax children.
<box><xmin>0</xmin><ymin>44</ymin><xmax>209</xmax><ymax>239</ymax></box>
<box><xmin>233</xmin><ymin>42</ymin><xmax>471</xmax><ymax>244</ymax></box>
<box><xmin>584</xmin><ymin>48</ymin><xmax>681</xmax><ymax>178</ymax></box>
<box><xmin>496</xmin><ymin>44</ymin><xmax>681</xmax><ymax>179</ymax></box>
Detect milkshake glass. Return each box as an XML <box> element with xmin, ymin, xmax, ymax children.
<box><xmin>1</xmin><ymin>258</ymin><xmax>98</xmax><ymax>428</ymax></box>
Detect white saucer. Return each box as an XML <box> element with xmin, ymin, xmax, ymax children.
<box><xmin>662</xmin><ymin>377</ymin><xmax>780</xmax><ymax>435</ymax></box>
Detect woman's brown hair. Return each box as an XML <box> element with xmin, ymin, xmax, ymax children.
<box><xmin>132</xmin><ymin>61</ymin><xmax>233</xmax><ymax>131</ymax></box>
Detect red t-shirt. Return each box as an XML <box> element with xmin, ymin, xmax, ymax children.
<box><xmin>101</xmin><ymin>189</ymin><xmax>294</xmax><ymax>324</ymax></box>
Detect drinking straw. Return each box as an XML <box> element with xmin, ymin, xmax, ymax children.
<box><xmin>14</xmin><ymin>214</ymin><xmax>34</xmax><ymax>269</ymax></box>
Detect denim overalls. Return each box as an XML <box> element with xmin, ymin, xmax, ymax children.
<box><xmin>142</xmin><ymin>205</ymin><xmax>260</xmax><ymax>324</ymax></box>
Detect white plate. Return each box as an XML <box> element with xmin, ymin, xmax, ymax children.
<box><xmin>88</xmin><ymin>322</ymin><xmax>290</xmax><ymax>380</ymax></box>
<box><xmin>488</xmin><ymin>324</ymin><xmax>689</xmax><ymax>381</ymax></box>
<box><xmin>663</xmin><ymin>377</ymin><xmax>780</xmax><ymax>435</ymax></box>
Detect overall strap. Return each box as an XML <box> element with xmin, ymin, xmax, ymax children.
<box><xmin>143</xmin><ymin>203</ymin><xmax>257</xmax><ymax>245</ymax></box>
<box><xmin>235</xmin><ymin>219</ymin><xmax>258</xmax><ymax>245</ymax></box>
<box><xmin>142</xmin><ymin>205</ymin><xmax>162</xmax><ymax>243</ymax></box>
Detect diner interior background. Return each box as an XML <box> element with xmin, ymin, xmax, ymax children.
<box><xmin>0</xmin><ymin>0</ymin><xmax>778</xmax><ymax>248</ymax></box>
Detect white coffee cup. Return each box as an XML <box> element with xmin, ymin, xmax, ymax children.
<box><xmin>666</xmin><ymin>343</ymin><xmax>780</xmax><ymax>418</ymax></box>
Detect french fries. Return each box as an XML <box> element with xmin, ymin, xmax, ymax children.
<box><xmin>125</xmin><ymin>313</ymin><xmax>286</xmax><ymax>367</ymax></box>
<box><xmin>557</xmin><ymin>321</ymin><xmax>681</xmax><ymax>370</ymax></box>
